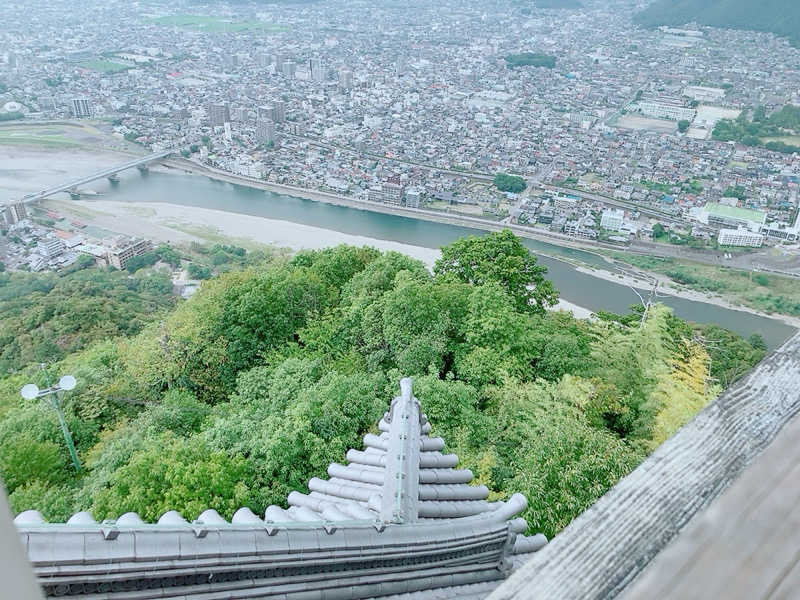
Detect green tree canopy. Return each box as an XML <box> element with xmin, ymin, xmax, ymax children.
<box><xmin>493</xmin><ymin>173</ymin><xmax>527</xmax><ymax>193</ymax></box>
<box><xmin>504</xmin><ymin>53</ymin><xmax>557</xmax><ymax>69</ymax></box>
<box><xmin>0</xmin><ymin>241</ymin><xmax>765</xmax><ymax>540</ymax></box>
<box><xmin>433</xmin><ymin>229</ymin><xmax>558</xmax><ymax>314</ymax></box>
<box><xmin>89</xmin><ymin>434</ymin><xmax>252</xmax><ymax>522</ymax></box>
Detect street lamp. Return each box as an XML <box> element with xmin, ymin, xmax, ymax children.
<box><xmin>20</xmin><ymin>374</ymin><xmax>81</xmax><ymax>472</ymax></box>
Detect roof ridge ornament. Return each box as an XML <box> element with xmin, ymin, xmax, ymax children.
<box><xmin>13</xmin><ymin>375</ymin><xmax>547</xmax><ymax>598</ymax></box>
<box><xmin>380</xmin><ymin>377</ymin><xmax>421</xmax><ymax>523</ymax></box>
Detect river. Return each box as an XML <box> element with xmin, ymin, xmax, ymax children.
<box><xmin>69</xmin><ymin>170</ymin><xmax>794</xmax><ymax>348</ymax></box>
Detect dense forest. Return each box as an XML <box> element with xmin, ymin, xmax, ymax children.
<box><xmin>0</xmin><ymin>241</ymin><xmax>274</xmax><ymax>375</ymax></box>
<box><xmin>493</xmin><ymin>173</ymin><xmax>527</xmax><ymax>193</ymax></box>
<box><xmin>634</xmin><ymin>0</ymin><xmax>800</xmax><ymax>47</ymax></box>
<box><xmin>0</xmin><ymin>232</ymin><xmax>767</xmax><ymax>538</ymax></box>
<box><xmin>0</xmin><ymin>263</ymin><xmax>175</xmax><ymax>374</ymax></box>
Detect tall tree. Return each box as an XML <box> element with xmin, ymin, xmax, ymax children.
<box><xmin>434</xmin><ymin>230</ymin><xmax>558</xmax><ymax>314</ymax></box>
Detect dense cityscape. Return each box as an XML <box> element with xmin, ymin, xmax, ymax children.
<box><xmin>3</xmin><ymin>2</ymin><xmax>800</xmax><ymax>599</ymax></box>
<box><xmin>2</xmin><ymin>0</ymin><xmax>800</xmax><ymax>275</ymax></box>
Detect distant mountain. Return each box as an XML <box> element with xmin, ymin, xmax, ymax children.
<box><xmin>634</xmin><ymin>0</ymin><xmax>800</xmax><ymax>47</ymax></box>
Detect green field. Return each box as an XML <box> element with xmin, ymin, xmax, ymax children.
<box><xmin>762</xmin><ymin>136</ymin><xmax>800</xmax><ymax>145</ymax></box>
<box><xmin>79</xmin><ymin>60</ymin><xmax>131</xmax><ymax>73</ymax></box>
<box><xmin>147</xmin><ymin>14</ymin><xmax>287</xmax><ymax>33</ymax></box>
<box><xmin>0</xmin><ymin>129</ymin><xmax>79</xmax><ymax>148</ymax></box>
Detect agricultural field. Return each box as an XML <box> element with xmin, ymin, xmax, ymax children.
<box><xmin>762</xmin><ymin>136</ymin><xmax>800</xmax><ymax>146</ymax></box>
<box><xmin>146</xmin><ymin>14</ymin><xmax>287</xmax><ymax>33</ymax></box>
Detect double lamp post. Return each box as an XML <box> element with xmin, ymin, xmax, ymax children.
<box><xmin>20</xmin><ymin>373</ymin><xmax>81</xmax><ymax>473</ymax></box>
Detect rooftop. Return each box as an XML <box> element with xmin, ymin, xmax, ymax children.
<box><xmin>14</xmin><ymin>378</ymin><xmax>544</xmax><ymax>599</ymax></box>
<box><xmin>704</xmin><ymin>202</ymin><xmax>767</xmax><ymax>224</ymax></box>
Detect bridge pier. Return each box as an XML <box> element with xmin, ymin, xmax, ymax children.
<box><xmin>68</xmin><ymin>187</ymin><xmax>81</xmax><ymax>200</ymax></box>
<box><xmin>107</xmin><ymin>173</ymin><xmax>120</xmax><ymax>184</ymax></box>
<box><xmin>137</xmin><ymin>164</ymin><xmax>149</xmax><ymax>175</ymax></box>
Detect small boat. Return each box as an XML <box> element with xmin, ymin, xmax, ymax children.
<box><xmin>15</xmin><ymin>378</ymin><xmax>545</xmax><ymax>598</ymax></box>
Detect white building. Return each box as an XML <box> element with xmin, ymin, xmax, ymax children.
<box><xmin>208</xmin><ymin>102</ymin><xmax>230</xmax><ymax>127</ymax></box>
<box><xmin>282</xmin><ymin>61</ymin><xmax>296</xmax><ymax>79</ymax></box>
<box><xmin>600</xmin><ymin>208</ymin><xmax>625</xmax><ymax>231</ymax></box>
<box><xmin>41</xmin><ymin>238</ymin><xmax>65</xmax><ymax>258</ymax></box>
<box><xmin>553</xmin><ymin>195</ymin><xmax>578</xmax><ymax>210</ymax></box>
<box><xmin>106</xmin><ymin>238</ymin><xmax>153</xmax><ymax>270</ymax></box>
<box><xmin>310</xmin><ymin>58</ymin><xmax>325</xmax><ymax>83</ymax></box>
<box><xmin>257</xmin><ymin>105</ymin><xmax>275</xmax><ymax>121</ymax></box>
<box><xmin>683</xmin><ymin>86</ymin><xmax>726</xmax><ymax>103</ymax></box>
<box><xmin>718</xmin><ymin>228</ymin><xmax>764</xmax><ymax>247</ymax></box>
<box><xmin>272</xmin><ymin>100</ymin><xmax>286</xmax><ymax>123</ymax></box>
<box><xmin>638</xmin><ymin>99</ymin><xmax>696</xmax><ymax>122</ymax></box>
<box><xmin>339</xmin><ymin>69</ymin><xmax>354</xmax><ymax>90</ymax></box>
<box><xmin>368</xmin><ymin>183</ymin><xmax>404</xmax><ymax>205</ymax></box>
<box><xmin>2</xmin><ymin>202</ymin><xmax>27</xmax><ymax>225</ymax></box>
<box><xmin>405</xmin><ymin>187</ymin><xmax>421</xmax><ymax>208</ymax></box>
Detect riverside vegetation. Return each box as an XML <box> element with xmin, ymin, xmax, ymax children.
<box><xmin>606</xmin><ymin>252</ymin><xmax>800</xmax><ymax>319</ymax></box>
<box><xmin>0</xmin><ymin>231</ymin><xmax>767</xmax><ymax>538</ymax></box>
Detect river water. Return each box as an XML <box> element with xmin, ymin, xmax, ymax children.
<box><xmin>72</xmin><ymin>170</ymin><xmax>795</xmax><ymax>348</ymax></box>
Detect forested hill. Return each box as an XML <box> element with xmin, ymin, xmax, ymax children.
<box><xmin>0</xmin><ymin>232</ymin><xmax>767</xmax><ymax>540</ymax></box>
<box><xmin>634</xmin><ymin>0</ymin><xmax>800</xmax><ymax>47</ymax></box>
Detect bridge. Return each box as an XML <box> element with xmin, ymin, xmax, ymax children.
<box><xmin>19</xmin><ymin>149</ymin><xmax>177</xmax><ymax>203</ymax></box>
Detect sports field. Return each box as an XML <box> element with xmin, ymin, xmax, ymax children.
<box><xmin>147</xmin><ymin>14</ymin><xmax>287</xmax><ymax>33</ymax></box>
<box><xmin>615</xmin><ymin>114</ymin><xmax>677</xmax><ymax>133</ymax></box>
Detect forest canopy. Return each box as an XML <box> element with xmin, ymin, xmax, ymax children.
<box><xmin>634</xmin><ymin>0</ymin><xmax>800</xmax><ymax>48</ymax></box>
<box><xmin>0</xmin><ymin>232</ymin><xmax>767</xmax><ymax>539</ymax></box>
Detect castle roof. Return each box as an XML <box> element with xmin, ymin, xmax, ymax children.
<box><xmin>14</xmin><ymin>378</ymin><xmax>545</xmax><ymax>599</ymax></box>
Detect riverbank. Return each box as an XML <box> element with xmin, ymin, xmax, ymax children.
<box><xmin>163</xmin><ymin>158</ymin><xmax>800</xmax><ymax>276</ymax></box>
<box><xmin>6</xmin><ymin>137</ymin><xmax>795</xmax><ymax>344</ymax></box>
<box><xmin>158</xmin><ymin>159</ymin><xmax>800</xmax><ymax>328</ymax></box>
<box><xmin>63</xmin><ymin>198</ymin><xmax>596</xmax><ymax>320</ymax></box>
<box><xmin>575</xmin><ymin>264</ymin><xmax>800</xmax><ymax>329</ymax></box>
<box><xmin>160</xmin><ymin>158</ymin><xmax>624</xmax><ymax>260</ymax></box>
